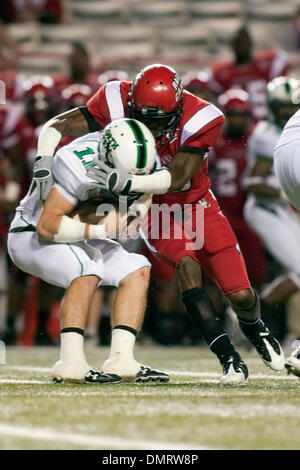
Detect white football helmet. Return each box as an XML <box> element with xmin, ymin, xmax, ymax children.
<box><xmin>99</xmin><ymin>118</ymin><xmax>157</xmax><ymax>175</ymax></box>
<box><xmin>267</xmin><ymin>76</ymin><xmax>300</xmax><ymax>126</ymax></box>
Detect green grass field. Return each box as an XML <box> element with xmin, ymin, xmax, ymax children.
<box><xmin>0</xmin><ymin>345</ymin><xmax>299</xmax><ymax>450</ymax></box>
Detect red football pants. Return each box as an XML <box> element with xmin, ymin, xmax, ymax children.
<box><xmin>141</xmin><ymin>190</ymin><xmax>250</xmax><ymax>296</ymax></box>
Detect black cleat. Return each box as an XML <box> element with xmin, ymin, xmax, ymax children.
<box><xmin>135</xmin><ymin>365</ymin><xmax>170</xmax><ymax>383</ymax></box>
<box><xmin>53</xmin><ymin>369</ymin><xmax>122</xmax><ymax>384</ymax></box>
<box><xmin>220</xmin><ymin>354</ymin><xmax>249</xmax><ymax>384</ymax></box>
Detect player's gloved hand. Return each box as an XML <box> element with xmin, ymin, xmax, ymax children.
<box><xmin>30</xmin><ymin>155</ymin><xmax>54</xmax><ymax>210</ymax></box>
<box><xmin>86</xmin><ymin>159</ymin><xmax>133</xmax><ymax>195</ymax></box>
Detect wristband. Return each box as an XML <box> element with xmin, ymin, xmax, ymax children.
<box><xmin>131</xmin><ymin>170</ymin><xmax>171</xmax><ymax>194</ymax></box>
<box><xmin>37</xmin><ymin>125</ymin><xmax>62</xmax><ymax>156</ymax></box>
<box><xmin>53</xmin><ymin>215</ymin><xmax>107</xmax><ymax>243</ymax></box>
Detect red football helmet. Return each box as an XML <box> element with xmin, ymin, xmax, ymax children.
<box><xmin>182</xmin><ymin>70</ymin><xmax>210</xmax><ymax>94</ymax></box>
<box><xmin>98</xmin><ymin>69</ymin><xmax>129</xmax><ymax>87</ymax></box>
<box><xmin>23</xmin><ymin>75</ymin><xmax>54</xmax><ymax>98</ymax></box>
<box><xmin>218</xmin><ymin>89</ymin><xmax>251</xmax><ymax>114</ymax></box>
<box><xmin>23</xmin><ymin>75</ymin><xmax>55</xmax><ymax>126</ymax></box>
<box><xmin>61</xmin><ymin>83</ymin><xmax>92</xmax><ymax>109</ymax></box>
<box><xmin>129</xmin><ymin>64</ymin><xmax>183</xmax><ymax>142</ymax></box>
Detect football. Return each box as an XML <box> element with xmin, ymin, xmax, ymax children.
<box><xmin>69</xmin><ymin>197</ymin><xmax>120</xmax><ymax>225</ymax></box>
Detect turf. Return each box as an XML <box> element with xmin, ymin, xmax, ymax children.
<box><xmin>0</xmin><ymin>345</ymin><xmax>299</xmax><ymax>450</ymax></box>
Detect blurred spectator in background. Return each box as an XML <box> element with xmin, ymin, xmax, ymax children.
<box><xmin>209</xmin><ymin>89</ymin><xmax>267</xmax><ymax>289</ymax></box>
<box><xmin>52</xmin><ymin>42</ymin><xmax>99</xmax><ymax>104</ymax></box>
<box><xmin>207</xmin><ymin>26</ymin><xmax>289</xmax><ymax>121</ymax></box>
<box><xmin>0</xmin><ymin>0</ymin><xmax>63</xmax><ymax>24</ymax></box>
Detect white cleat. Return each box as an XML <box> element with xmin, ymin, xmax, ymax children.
<box><xmin>285</xmin><ymin>342</ymin><xmax>300</xmax><ymax>378</ymax></box>
<box><xmin>251</xmin><ymin>330</ymin><xmax>285</xmax><ymax>371</ymax></box>
<box><xmin>220</xmin><ymin>355</ymin><xmax>248</xmax><ymax>385</ymax></box>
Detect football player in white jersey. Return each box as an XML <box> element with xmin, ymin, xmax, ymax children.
<box><xmin>7</xmin><ymin>118</ymin><xmax>169</xmax><ymax>384</ymax></box>
<box><xmin>274</xmin><ymin>107</ymin><xmax>300</xmax><ymax>378</ymax></box>
<box><xmin>243</xmin><ymin>77</ymin><xmax>300</xmax><ymax>377</ymax></box>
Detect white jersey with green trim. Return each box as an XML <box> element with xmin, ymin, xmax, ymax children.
<box><xmin>247</xmin><ymin>119</ymin><xmax>284</xmax><ymax>205</ymax></box>
<box><xmin>10</xmin><ymin>131</ymin><xmax>105</xmax><ymax>230</ymax></box>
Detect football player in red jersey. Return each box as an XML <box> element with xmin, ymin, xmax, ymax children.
<box><xmin>32</xmin><ymin>63</ymin><xmax>285</xmax><ymax>383</ymax></box>
<box><xmin>51</xmin><ymin>42</ymin><xmax>99</xmax><ymax>106</ymax></box>
<box><xmin>207</xmin><ymin>26</ymin><xmax>289</xmax><ymax>121</ymax></box>
<box><xmin>10</xmin><ymin>75</ymin><xmax>56</xmax><ymax>199</ymax></box>
<box><xmin>209</xmin><ymin>89</ymin><xmax>266</xmax><ymax>288</ymax></box>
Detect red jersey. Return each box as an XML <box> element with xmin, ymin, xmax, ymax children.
<box><xmin>209</xmin><ymin>131</ymin><xmax>250</xmax><ymax>219</ymax></box>
<box><xmin>208</xmin><ymin>50</ymin><xmax>289</xmax><ymax>120</ymax></box>
<box><xmin>87</xmin><ymin>81</ymin><xmax>224</xmax><ymax>206</ymax></box>
<box><xmin>10</xmin><ymin>116</ymin><xmax>38</xmax><ymax>198</ymax></box>
<box><xmin>208</xmin><ymin>130</ymin><xmax>266</xmax><ymax>286</ymax></box>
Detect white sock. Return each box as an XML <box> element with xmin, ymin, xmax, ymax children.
<box><xmin>108</xmin><ymin>328</ymin><xmax>136</xmax><ymax>363</ymax></box>
<box><xmin>60</xmin><ymin>332</ymin><xmax>87</xmax><ymax>364</ymax></box>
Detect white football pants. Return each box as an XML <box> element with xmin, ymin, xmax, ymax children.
<box><xmin>7</xmin><ymin>232</ymin><xmax>150</xmax><ymax>289</ymax></box>
<box><xmin>244</xmin><ymin>197</ymin><xmax>300</xmax><ymax>275</ymax></box>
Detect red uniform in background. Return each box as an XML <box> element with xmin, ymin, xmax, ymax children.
<box><xmin>51</xmin><ymin>73</ymin><xmax>99</xmax><ymax>107</ymax></box>
<box><xmin>208</xmin><ymin>50</ymin><xmax>289</xmax><ymax>120</ymax></box>
<box><xmin>87</xmin><ymin>75</ymin><xmax>250</xmax><ymax>296</ymax></box>
<box><xmin>10</xmin><ymin>116</ymin><xmax>38</xmax><ymax>198</ymax></box>
<box><xmin>209</xmin><ymin>132</ymin><xmax>266</xmax><ymax>286</ymax></box>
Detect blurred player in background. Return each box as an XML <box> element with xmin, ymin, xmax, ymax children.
<box><xmin>34</xmin><ymin>63</ymin><xmax>286</xmax><ymax>383</ymax></box>
<box><xmin>244</xmin><ymin>77</ymin><xmax>300</xmax><ymax>307</ymax></box>
<box><xmin>207</xmin><ymin>26</ymin><xmax>289</xmax><ymax>121</ymax></box>
<box><xmin>273</xmin><ymin>106</ymin><xmax>300</xmax><ymax>377</ymax></box>
<box><xmin>1</xmin><ymin>75</ymin><xmax>64</xmax><ymax>346</ymax></box>
<box><xmin>182</xmin><ymin>70</ymin><xmax>216</xmax><ymax>104</ymax></box>
<box><xmin>210</xmin><ymin>89</ymin><xmax>266</xmax><ymax>289</ymax></box>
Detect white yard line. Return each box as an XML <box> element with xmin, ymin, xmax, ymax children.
<box><xmin>167</xmin><ymin>370</ymin><xmax>295</xmax><ymax>380</ymax></box>
<box><xmin>3</xmin><ymin>366</ymin><xmax>52</xmax><ymax>373</ymax></box>
<box><xmin>0</xmin><ymin>379</ymin><xmax>50</xmax><ymax>384</ymax></box>
<box><xmin>0</xmin><ymin>423</ymin><xmax>207</xmax><ymax>450</ymax></box>
<box><xmin>1</xmin><ymin>365</ymin><xmax>296</xmax><ymax>380</ymax></box>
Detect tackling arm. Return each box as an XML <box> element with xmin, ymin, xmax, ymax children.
<box><xmin>131</xmin><ymin>151</ymin><xmax>203</xmax><ymax>194</ymax></box>
<box><xmin>33</xmin><ymin>107</ymin><xmax>101</xmax><ymax>207</ymax></box>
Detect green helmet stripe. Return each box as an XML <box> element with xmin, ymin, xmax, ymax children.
<box><xmin>126</xmin><ymin>120</ymin><xmax>148</xmax><ymax>169</ymax></box>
